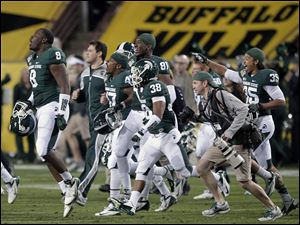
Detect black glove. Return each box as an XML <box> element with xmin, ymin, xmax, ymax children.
<box><xmin>179</xmin><ymin>106</ymin><xmax>195</xmax><ymax>124</ymax></box>
<box><xmin>113</xmin><ymin>102</ymin><xmax>125</xmax><ymax>112</ymax></box>
<box><xmin>248</xmin><ymin>103</ymin><xmax>261</xmax><ymax>113</ymax></box>
<box><xmin>1</xmin><ymin>74</ymin><xmax>11</xmax><ymax>85</ymax></box>
<box><xmin>191</xmin><ymin>52</ymin><xmax>208</xmax><ymax>64</ymax></box>
<box><xmin>56</xmin><ymin>114</ymin><xmax>67</xmax><ymax>130</ymax></box>
<box><xmin>23</xmin><ymin>100</ymin><xmax>33</xmax><ymax>110</ymax></box>
<box><xmin>131</xmin><ymin>130</ymin><xmax>144</xmax><ymax>143</ymax></box>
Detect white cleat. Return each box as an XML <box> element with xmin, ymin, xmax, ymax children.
<box><xmin>193</xmin><ymin>189</ymin><xmax>214</xmax><ymax>200</ymax></box>
<box><xmin>63</xmin><ymin>203</ymin><xmax>74</xmax><ymax>218</ymax></box>
<box><xmin>95</xmin><ymin>202</ymin><xmax>121</xmax><ymax>216</ymax></box>
<box><xmin>173</xmin><ymin>178</ymin><xmax>186</xmax><ymax>199</ymax></box>
<box><xmin>6</xmin><ymin>176</ymin><xmax>20</xmax><ymax>204</ymax></box>
<box><xmin>63</xmin><ymin>177</ymin><xmax>79</xmax><ymax>217</ymax></box>
<box><xmin>64</xmin><ymin>177</ymin><xmax>80</xmax><ymax>205</ymax></box>
<box><xmin>76</xmin><ymin>190</ymin><xmax>87</xmax><ymax>206</ymax></box>
<box><xmin>154</xmin><ymin>195</ymin><xmax>177</xmax><ymax>212</ymax></box>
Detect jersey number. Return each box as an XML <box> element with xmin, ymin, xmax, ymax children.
<box><xmin>55</xmin><ymin>51</ymin><xmax>61</xmax><ymax>60</ymax></box>
<box><xmin>107</xmin><ymin>92</ymin><xmax>116</xmax><ymax>107</ymax></box>
<box><xmin>270</xmin><ymin>73</ymin><xmax>279</xmax><ymax>83</ymax></box>
<box><xmin>29</xmin><ymin>69</ymin><xmax>38</xmax><ymax>88</ymax></box>
<box><xmin>159</xmin><ymin>62</ymin><xmax>169</xmax><ymax>71</ymax></box>
<box><xmin>244</xmin><ymin>86</ymin><xmax>259</xmax><ymax>104</ymax></box>
<box><xmin>150</xmin><ymin>83</ymin><xmax>161</xmax><ymax>93</ymax></box>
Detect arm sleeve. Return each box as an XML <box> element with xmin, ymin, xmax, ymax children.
<box><xmin>263</xmin><ymin>85</ymin><xmax>285</xmax><ymax>101</ymax></box>
<box><xmin>224</xmin><ymin>69</ymin><xmax>243</xmax><ymax>84</ymax></box>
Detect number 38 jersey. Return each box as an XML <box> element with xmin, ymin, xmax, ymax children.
<box><xmin>26</xmin><ymin>47</ymin><xmax>66</xmax><ymax>107</ymax></box>
<box><xmin>135</xmin><ymin>80</ymin><xmax>176</xmax><ymax>134</ymax></box>
<box><xmin>240</xmin><ymin>68</ymin><xmax>279</xmax><ymax>116</ymax></box>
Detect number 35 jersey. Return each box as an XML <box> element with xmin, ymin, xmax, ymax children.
<box><xmin>26</xmin><ymin>47</ymin><xmax>66</xmax><ymax>107</ymax></box>
<box><xmin>240</xmin><ymin>68</ymin><xmax>279</xmax><ymax>116</ymax></box>
<box><xmin>135</xmin><ymin>80</ymin><xmax>176</xmax><ymax>134</ymax></box>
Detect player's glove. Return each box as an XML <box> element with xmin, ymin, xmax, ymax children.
<box><xmin>131</xmin><ymin>130</ymin><xmax>144</xmax><ymax>143</ymax></box>
<box><xmin>56</xmin><ymin>114</ymin><xmax>67</xmax><ymax>131</ymax></box>
<box><xmin>113</xmin><ymin>101</ymin><xmax>126</xmax><ymax>112</ymax></box>
<box><xmin>248</xmin><ymin>103</ymin><xmax>261</xmax><ymax>113</ymax></box>
<box><xmin>191</xmin><ymin>52</ymin><xmax>208</xmax><ymax>64</ymax></box>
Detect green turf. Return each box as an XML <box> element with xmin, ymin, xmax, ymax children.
<box><xmin>1</xmin><ymin>166</ymin><xmax>299</xmax><ymax>224</ymax></box>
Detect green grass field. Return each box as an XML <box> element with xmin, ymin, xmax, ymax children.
<box><xmin>1</xmin><ymin>165</ymin><xmax>299</xmax><ymax>224</ymax></box>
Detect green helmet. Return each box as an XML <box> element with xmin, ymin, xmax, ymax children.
<box><xmin>130</xmin><ymin>58</ymin><xmax>158</xmax><ymax>87</ymax></box>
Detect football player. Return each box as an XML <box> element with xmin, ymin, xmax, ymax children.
<box><xmin>193</xmin><ymin>48</ymin><xmax>298</xmax><ymax>216</ymax></box>
<box><xmin>71</xmin><ymin>40</ymin><xmax>108</xmax><ymax>207</ymax></box>
<box><xmin>95</xmin><ymin>52</ymin><xmax>133</xmax><ymax>216</ymax></box>
<box><xmin>26</xmin><ymin>28</ymin><xmax>79</xmax><ymax>217</ymax></box>
<box><xmin>134</xmin><ymin>33</ymin><xmax>176</xmax><ymax>104</ymax></box>
<box><xmin>116</xmin><ymin>59</ymin><xmax>191</xmax><ymax>216</ymax></box>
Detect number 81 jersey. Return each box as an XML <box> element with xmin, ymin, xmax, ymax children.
<box><xmin>26</xmin><ymin>47</ymin><xmax>66</xmax><ymax>107</ymax></box>
<box><xmin>240</xmin><ymin>68</ymin><xmax>279</xmax><ymax>116</ymax></box>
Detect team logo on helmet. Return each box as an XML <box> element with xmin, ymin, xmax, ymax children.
<box><xmin>9</xmin><ymin>101</ymin><xmax>36</xmax><ymax>136</ymax></box>
<box><xmin>130</xmin><ymin>59</ymin><xmax>158</xmax><ymax>87</ymax></box>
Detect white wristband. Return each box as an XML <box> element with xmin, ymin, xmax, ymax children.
<box><xmin>58</xmin><ymin>94</ymin><xmax>70</xmax><ymax>115</ymax></box>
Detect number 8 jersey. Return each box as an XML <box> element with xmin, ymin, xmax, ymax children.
<box><xmin>26</xmin><ymin>47</ymin><xmax>66</xmax><ymax>107</ymax></box>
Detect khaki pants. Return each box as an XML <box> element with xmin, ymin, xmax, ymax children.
<box><xmin>202</xmin><ymin>145</ymin><xmax>251</xmax><ymax>182</ymax></box>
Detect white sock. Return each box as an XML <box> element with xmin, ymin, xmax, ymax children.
<box><xmin>1</xmin><ymin>163</ymin><xmax>13</xmax><ymax>183</ymax></box>
<box><xmin>256</xmin><ymin>167</ymin><xmax>272</xmax><ymax>179</ymax></box>
<box><xmin>60</xmin><ymin>171</ymin><xmax>72</xmax><ymax>181</ymax></box>
<box><xmin>153</xmin><ymin>165</ymin><xmax>167</xmax><ymax>176</ymax></box>
<box><xmin>110</xmin><ymin>169</ymin><xmax>121</xmax><ymax>199</ymax></box>
<box><xmin>119</xmin><ymin>172</ymin><xmax>131</xmax><ymax>191</ymax></box>
<box><xmin>58</xmin><ymin>180</ymin><xmax>66</xmax><ymax>194</ymax></box>
<box><xmin>139</xmin><ymin>182</ymin><xmax>150</xmax><ymax>200</ymax></box>
<box><xmin>191</xmin><ymin>165</ymin><xmax>199</xmax><ymax>177</ymax></box>
<box><xmin>129</xmin><ymin>191</ymin><xmax>141</xmax><ymax>208</ymax></box>
<box><xmin>153</xmin><ymin>175</ymin><xmax>170</xmax><ymax>196</ymax></box>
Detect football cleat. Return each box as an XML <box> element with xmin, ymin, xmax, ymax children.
<box><xmin>154</xmin><ymin>195</ymin><xmax>177</xmax><ymax>212</ymax></box>
<box><xmin>136</xmin><ymin>200</ymin><xmax>150</xmax><ymax>212</ymax></box>
<box><xmin>193</xmin><ymin>189</ymin><xmax>214</xmax><ymax>200</ymax></box>
<box><xmin>202</xmin><ymin>201</ymin><xmax>230</xmax><ymax>217</ymax></box>
<box><xmin>281</xmin><ymin>199</ymin><xmax>299</xmax><ymax>216</ymax></box>
<box><xmin>6</xmin><ymin>176</ymin><xmax>20</xmax><ymax>204</ymax></box>
<box><xmin>258</xmin><ymin>206</ymin><xmax>282</xmax><ymax>221</ymax></box>
<box><xmin>95</xmin><ymin>201</ymin><xmax>121</xmax><ymax>216</ymax></box>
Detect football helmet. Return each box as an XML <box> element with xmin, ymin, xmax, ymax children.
<box><xmin>116</xmin><ymin>42</ymin><xmax>135</xmax><ymax>60</ymax></box>
<box><xmin>130</xmin><ymin>59</ymin><xmax>158</xmax><ymax>87</ymax></box>
<box><xmin>9</xmin><ymin>101</ymin><xmax>36</xmax><ymax>136</ymax></box>
<box><xmin>94</xmin><ymin>108</ymin><xmax>122</xmax><ymax>135</ymax></box>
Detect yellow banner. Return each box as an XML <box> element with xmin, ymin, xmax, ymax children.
<box><xmin>1</xmin><ymin>1</ymin><xmax>69</xmax><ymax>61</ymax></box>
<box><xmin>101</xmin><ymin>1</ymin><xmax>299</xmax><ymax>60</ymax></box>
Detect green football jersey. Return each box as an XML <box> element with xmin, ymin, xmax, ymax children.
<box><xmin>239</xmin><ymin>68</ymin><xmax>279</xmax><ymax>116</ymax></box>
<box><xmin>134</xmin><ymin>80</ymin><xmax>176</xmax><ymax>134</ymax></box>
<box><xmin>26</xmin><ymin>47</ymin><xmax>66</xmax><ymax>107</ymax></box>
<box><xmin>105</xmin><ymin>70</ymin><xmax>132</xmax><ymax>119</ymax></box>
